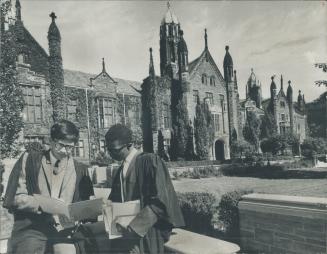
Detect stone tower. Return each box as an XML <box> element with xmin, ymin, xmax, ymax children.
<box><xmin>223</xmin><ymin>45</ymin><xmax>240</xmax><ymax>141</ymax></box>
<box><xmin>48</xmin><ymin>12</ymin><xmax>65</xmax><ymax>122</ymax></box>
<box><xmin>287</xmin><ymin>80</ymin><xmax>294</xmax><ymax>133</ymax></box>
<box><xmin>246</xmin><ymin>68</ymin><xmax>262</xmax><ymax>108</ymax></box>
<box><xmin>159</xmin><ymin>2</ymin><xmax>180</xmax><ymax>78</ymax></box>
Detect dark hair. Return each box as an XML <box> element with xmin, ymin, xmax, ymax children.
<box><xmin>105</xmin><ymin>124</ymin><xmax>133</xmax><ymax>146</ymax></box>
<box><xmin>50</xmin><ymin>120</ymin><xmax>79</xmax><ymax>143</ymax></box>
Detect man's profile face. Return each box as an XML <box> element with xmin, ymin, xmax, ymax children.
<box><xmin>108</xmin><ymin>139</ymin><xmax>128</xmax><ymax>161</ymax></box>
<box><xmin>51</xmin><ymin>139</ymin><xmax>75</xmax><ymax>160</ymax></box>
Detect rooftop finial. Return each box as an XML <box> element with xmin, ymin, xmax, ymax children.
<box><xmin>251</xmin><ymin>68</ymin><xmax>253</xmax><ymax>73</ymax></box>
<box><xmin>102</xmin><ymin>58</ymin><xmax>106</xmax><ymax>72</ymax></box>
<box><xmin>288</xmin><ymin>80</ymin><xmax>291</xmax><ymax>85</ymax></box>
<box><xmin>204</xmin><ymin>28</ymin><xmax>208</xmax><ymax>49</ymax></box>
<box><xmin>225</xmin><ymin>45</ymin><xmax>229</xmax><ymax>51</ymax></box>
<box><xmin>50</xmin><ymin>12</ymin><xmax>57</xmax><ymax>22</ymax></box>
<box><xmin>167</xmin><ymin>1</ymin><xmax>170</xmax><ymax>9</ymax></box>
<box><xmin>149</xmin><ymin>47</ymin><xmax>155</xmax><ymax>77</ymax></box>
<box><xmin>16</xmin><ymin>0</ymin><xmax>21</xmax><ymax>21</ymax></box>
<box><xmin>271</xmin><ymin>75</ymin><xmax>275</xmax><ymax>80</ymax></box>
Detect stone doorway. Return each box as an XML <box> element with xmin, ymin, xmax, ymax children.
<box><xmin>215</xmin><ymin>140</ymin><xmax>225</xmax><ymax>161</ymax></box>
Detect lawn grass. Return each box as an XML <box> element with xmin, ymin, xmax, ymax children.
<box><xmin>173</xmin><ymin>176</ymin><xmax>327</xmax><ymax>201</ymax></box>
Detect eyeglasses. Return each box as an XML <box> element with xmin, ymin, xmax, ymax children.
<box><xmin>55</xmin><ymin>141</ymin><xmax>75</xmax><ymax>151</ymax></box>
<box><xmin>108</xmin><ymin>145</ymin><xmax>127</xmax><ymax>153</ymax></box>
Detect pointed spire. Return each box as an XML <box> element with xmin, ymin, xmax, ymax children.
<box><xmin>270</xmin><ymin>75</ymin><xmax>277</xmax><ymax>89</ymax></box>
<box><xmin>15</xmin><ymin>0</ymin><xmax>21</xmax><ymax>21</ymax></box>
<box><xmin>287</xmin><ymin>80</ymin><xmax>293</xmax><ymax>101</ymax></box>
<box><xmin>149</xmin><ymin>47</ymin><xmax>155</xmax><ymax>77</ymax></box>
<box><xmin>280</xmin><ymin>74</ymin><xmax>284</xmax><ymax>91</ymax></box>
<box><xmin>102</xmin><ymin>58</ymin><xmax>106</xmax><ymax>73</ymax></box>
<box><xmin>204</xmin><ymin>28</ymin><xmax>208</xmax><ymax>50</ymax></box>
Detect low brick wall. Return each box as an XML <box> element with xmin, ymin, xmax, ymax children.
<box><xmin>239</xmin><ymin>193</ymin><xmax>327</xmax><ymax>254</ymax></box>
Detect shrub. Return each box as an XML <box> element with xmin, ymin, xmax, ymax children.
<box><xmin>217</xmin><ymin>190</ymin><xmax>253</xmax><ymax>243</ymax></box>
<box><xmin>301</xmin><ymin>137</ymin><xmax>327</xmax><ymax>158</ymax></box>
<box><xmin>221</xmin><ymin>163</ymin><xmax>285</xmax><ymax>178</ymax></box>
<box><xmin>175</xmin><ymin>166</ymin><xmax>222</xmax><ymax>179</ymax></box>
<box><xmin>177</xmin><ymin>192</ymin><xmax>218</xmax><ymax>236</ymax></box>
<box><xmin>172</xmin><ymin>170</ymin><xmax>180</xmax><ymax>180</ymax></box>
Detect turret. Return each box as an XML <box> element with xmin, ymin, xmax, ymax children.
<box><xmin>223</xmin><ymin>45</ymin><xmax>233</xmax><ymax>82</ymax></box>
<box><xmin>149</xmin><ymin>47</ymin><xmax>155</xmax><ymax>77</ymax></box>
<box><xmin>270</xmin><ymin>76</ymin><xmax>277</xmax><ymax>98</ymax></box>
<box><xmin>287</xmin><ymin>80</ymin><xmax>293</xmax><ymax>103</ymax></box>
<box><xmin>15</xmin><ymin>0</ymin><xmax>21</xmax><ymax>21</ymax></box>
<box><xmin>48</xmin><ymin>12</ymin><xmax>65</xmax><ymax>122</ymax></box>
<box><xmin>287</xmin><ymin>80</ymin><xmax>294</xmax><ymax>133</ymax></box>
<box><xmin>177</xmin><ymin>30</ymin><xmax>188</xmax><ymax>75</ymax></box>
<box><xmin>159</xmin><ymin>2</ymin><xmax>180</xmax><ymax>78</ymax></box>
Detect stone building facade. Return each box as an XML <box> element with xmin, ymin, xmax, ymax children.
<box><xmin>2</xmin><ymin>0</ymin><xmax>142</xmax><ymax>162</ymax></box>
<box><xmin>241</xmin><ymin>69</ymin><xmax>307</xmax><ymax>142</ymax></box>
<box><xmin>3</xmin><ymin>1</ymin><xmax>308</xmax><ymax>162</ymax></box>
<box><xmin>141</xmin><ymin>5</ymin><xmax>242</xmax><ymax>160</ymax></box>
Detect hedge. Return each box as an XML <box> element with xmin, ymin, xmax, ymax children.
<box><xmin>167</xmin><ymin>160</ymin><xmax>222</xmax><ymax>168</ymax></box>
<box><xmin>221</xmin><ymin>162</ymin><xmax>326</xmax><ymax>179</ymax></box>
<box><xmin>177</xmin><ymin>192</ymin><xmax>218</xmax><ymax>236</ymax></box>
<box><xmin>177</xmin><ymin>190</ymin><xmax>252</xmax><ymax>244</ymax></box>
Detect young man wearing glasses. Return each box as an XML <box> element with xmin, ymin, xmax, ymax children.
<box><xmin>3</xmin><ymin>120</ymin><xmax>94</xmax><ymax>254</ymax></box>
<box><xmin>105</xmin><ymin>124</ymin><xmax>185</xmax><ymax>254</ymax></box>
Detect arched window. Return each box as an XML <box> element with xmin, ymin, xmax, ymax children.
<box><xmin>202</xmin><ymin>74</ymin><xmax>207</xmax><ymax>85</ymax></box>
<box><xmin>210</xmin><ymin>76</ymin><xmax>215</xmax><ymax>86</ymax></box>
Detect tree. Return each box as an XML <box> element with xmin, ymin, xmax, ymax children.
<box><xmin>243</xmin><ymin>111</ymin><xmax>261</xmax><ymax>152</ymax></box>
<box><xmin>301</xmin><ymin>137</ymin><xmax>327</xmax><ymax>158</ymax></box>
<box><xmin>194</xmin><ymin>98</ymin><xmax>210</xmax><ymax>160</ymax></box>
<box><xmin>314</xmin><ymin>63</ymin><xmax>327</xmax><ymax>87</ymax></box>
<box><xmin>231</xmin><ymin>140</ymin><xmax>255</xmax><ymax>159</ymax></box>
<box><xmin>185</xmin><ymin>121</ymin><xmax>195</xmax><ymax>160</ymax></box>
<box><xmin>170</xmin><ymin>79</ymin><xmax>189</xmax><ymax>161</ymax></box>
<box><xmin>260</xmin><ymin>133</ymin><xmax>299</xmax><ymax>156</ymax></box>
<box><xmin>260</xmin><ymin>111</ymin><xmax>276</xmax><ymax>139</ymax></box>
<box><xmin>0</xmin><ymin>2</ymin><xmax>24</xmax><ymax>159</ymax></box>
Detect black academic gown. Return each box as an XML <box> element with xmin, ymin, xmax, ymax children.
<box><xmin>109</xmin><ymin>152</ymin><xmax>185</xmax><ymax>254</ymax></box>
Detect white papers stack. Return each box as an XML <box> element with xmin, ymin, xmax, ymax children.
<box><xmin>103</xmin><ymin>200</ymin><xmax>140</xmax><ymax>239</ymax></box>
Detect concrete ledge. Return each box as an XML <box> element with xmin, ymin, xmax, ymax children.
<box><xmin>165</xmin><ymin>228</ymin><xmax>240</xmax><ymax>254</ymax></box>
<box><xmin>240</xmin><ymin>193</ymin><xmax>327</xmax><ymax>219</ymax></box>
<box><xmin>241</xmin><ymin>193</ymin><xmax>327</xmax><ymax>209</ymax></box>
<box><xmin>239</xmin><ymin>193</ymin><xmax>327</xmax><ymax>254</ymax></box>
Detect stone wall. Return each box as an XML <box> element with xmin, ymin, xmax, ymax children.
<box><xmin>239</xmin><ymin>193</ymin><xmax>327</xmax><ymax>254</ymax></box>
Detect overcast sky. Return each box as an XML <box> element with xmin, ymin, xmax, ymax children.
<box><xmin>18</xmin><ymin>0</ymin><xmax>327</xmax><ymax>102</ymax></box>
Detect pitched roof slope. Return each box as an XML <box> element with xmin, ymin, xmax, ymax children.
<box><xmin>64</xmin><ymin>69</ymin><xmax>141</xmax><ymax>96</ymax></box>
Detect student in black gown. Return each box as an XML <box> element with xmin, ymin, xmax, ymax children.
<box><xmin>105</xmin><ymin>124</ymin><xmax>185</xmax><ymax>254</ymax></box>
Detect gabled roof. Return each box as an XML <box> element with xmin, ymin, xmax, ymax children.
<box><xmin>277</xmin><ymin>88</ymin><xmax>286</xmax><ymax>99</ymax></box>
<box><xmin>15</xmin><ymin>22</ymin><xmax>48</xmax><ymax>58</ymax></box>
<box><xmin>64</xmin><ymin>69</ymin><xmax>141</xmax><ymax>96</ymax></box>
<box><xmin>188</xmin><ymin>49</ymin><xmax>225</xmax><ymax>83</ymax></box>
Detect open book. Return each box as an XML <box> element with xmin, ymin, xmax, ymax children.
<box><xmin>33</xmin><ymin>194</ymin><xmax>104</xmax><ymax>221</ymax></box>
<box><xmin>103</xmin><ymin>200</ymin><xmax>140</xmax><ymax>239</ymax></box>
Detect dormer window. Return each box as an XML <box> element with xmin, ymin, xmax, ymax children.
<box><xmin>202</xmin><ymin>74</ymin><xmax>207</xmax><ymax>85</ymax></box>
<box><xmin>17</xmin><ymin>53</ymin><xmax>28</xmax><ymax>64</ymax></box>
<box><xmin>280</xmin><ymin>101</ymin><xmax>286</xmax><ymax>108</ymax></box>
<box><xmin>210</xmin><ymin>76</ymin><xmax>215</xmax><ymax>86</ymax></box>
